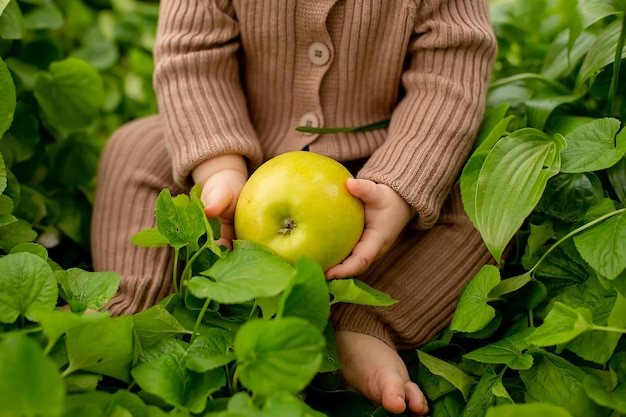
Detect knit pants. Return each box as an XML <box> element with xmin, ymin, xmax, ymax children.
<box><xmin>91</xmin><ymin>115</ymin><xmax>493</xmax><ymax>349</ymax></box>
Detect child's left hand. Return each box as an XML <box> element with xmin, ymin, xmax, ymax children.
<box><xmin>325</xmin><ymin>178</ymin><xmax>416</xmax><ymax>279</ymax></box>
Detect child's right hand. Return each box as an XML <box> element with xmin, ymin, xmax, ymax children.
<box><xmin>192</xmin><ymin>154</ymin><xmax>248</xmax><ymax>249</ymax></box>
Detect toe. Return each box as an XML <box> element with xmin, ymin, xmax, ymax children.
<box><xmin>405</xmin><ymin>381</ymin><xmax>429</xmax><ymax>415</ymax></box>
<box><xmin>379</xmin><ymin>373</ymin><xmax>409</xmax><ymax>415</ymax></box>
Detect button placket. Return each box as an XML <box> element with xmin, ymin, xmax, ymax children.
<box><xmin>308</xmin><ymin>42</ymin><xmax>331</xmax><ymax>66</ymax></box>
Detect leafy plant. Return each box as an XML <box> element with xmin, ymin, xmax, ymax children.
<box><xmin>414</xmin><ymin>1</ymin><xmax>626</xmax><ymax>416</ymax></box>
<box><xmin>0</xmin><ymin>184</ymin><xmax>396</xmax><ymax>416</ymax></box>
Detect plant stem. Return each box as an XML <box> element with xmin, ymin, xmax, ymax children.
<box><xmin>530</xmin><ymin>208</ymin><xmax>626</xmax><ymax>275</ymax></box>
<box><xmin>592</xmin><ymin>324</ymin><xmax>626</xmax><ymax>334</ymax></box>
<box><xmin>190</xmin><ymin>298</ymin><xmax>211</xmax><ymax>345</ymax></box>
<box><xmin>488</xmin><ymin>73</ymin><xmax>571</xmax><ymax>94</ymax></box>
<box><xmin>179</xmin><ymin>239</ymin><xmax>214</xmax><ymax>286</ymax></box>
<box><xmin>607</xmin><ymin>9</ymin><xmax>626</xmax><ymax>118</ymax></box>
<box><xmin>172</xmin><ymin>249</ymin><xmax>180</xmax><ymax>294</ymax></box>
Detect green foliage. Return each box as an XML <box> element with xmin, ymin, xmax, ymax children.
<box><xmin>2</xmin><ymin>0</ymin><xmax>626</xmax><ymax>416</ymax></box>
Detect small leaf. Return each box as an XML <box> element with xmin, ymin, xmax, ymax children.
<box><xmin>573</xmin><ymin>208</ymin><xmax>626</xmax><ymax>280</ymax></box>
<box><xmin>607</xmin><ymin>156</ymin><xmax>626</xmax><ymax>205</ymax></box>
<box><xmin>0</xmin><ymin>252</ymin><xmax>58</xmax><ymax>323</ymax></box>
<box><xmin>327</xmin><ymin>278</ymin><xmax>397</xmax><ymax>307</ymax></box>
<box><xmin>560</xmin><ymin>118</ymin><xmax>626</xmax><ymax>173</ymax></box>
<box><xmin>0</xmin><ymin>334</ymin><xmax>65</xmax><ymax>417</ymax></box>
<box><xmin>0</xmin><ymin>57</ymin><xmax>16</xmax><ymax>139</ymax></box>
<box><xmin>132</xmin><ymin>346</ymin><xmax>226</xmax><ymax>414</ymax></box>
<box><xmin>460</xmin><ymin>368</ymin><xmax>505</xmax><ymax>417</ymax></box>
<box><xmin>187</xmin><ymin>241</ymin><xmax>294</xmax><ymax>304</ymax></box>
<box><xmin>133</xmin><ymin>304</ymin><xmax>191</xmax><ymax>349</ymax></box>
<box><xmin>65</xmin><ymin>316</ymin><xmax>135</xmax><ymax>382</ymax></box>
<box><xmin>417</xmin><ymin>350</ymin><xmax>475</xmax><ymax>401</ymax></box>
<box><xmin>131</xmin><ymin>228</ymin><xmax>169</xmax><ymax>248</ymax></box>
<box><xmin>525</xmin><ymin>302</ymin><xmax>594</xmax><ymax>346</ymax></box>
<box><xmin>234</xmin><ymin>317</ymin><xmax>325</xmax><ymax>396</ymax></box>
<box><xmin>23</xmin><ymin>2</ymin><xmax>63</xmax><ymax>30</ymax></box>
<box><xmin>279</xmin><ymin>257</ymin><xmax>331</xmax><ymax>331</ymax></box>
<box><xmin>56</xmin><ymin>268</ymin><xmax>120</xmax><ymax>311</ymax></box>
<box><xmin>463</xmin><ymin>327</ymin><xmax>534</xmax><ymax>370</ymax></box>
<box><xmin>0</xmin><ymin>0</ymin><xmax>24</xmax><ymax>40</ymax></box>
<box><xmin>155</xmin><ymin>189</ymin><xmax>205</xmax><ymax>250</ymax></box>
<box><xmin>33</xmin><ymin>57</ymin><xmax>104</xmax><ymax>132</ymax></box>
<box><xmin>583</xmin><ymin>373</ymin><xmax>626</xmax><ymax>413</ymax></box>
<box><xmin>186</xmin><ymin>328</ymin><xmax>235</xmax><ymax>372</ymax></box>
<box><xmin>450</xmin><ymin>265</ymin><xmax>500</xmax><ymax>333</ymax></box>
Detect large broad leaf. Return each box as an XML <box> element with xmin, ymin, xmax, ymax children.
<box><xmin>187</xmin><ymin>240</ymin><xmax>294</xmax><ymax>304</ymax></box>
<box><xmin>535</xmin><ymin>172</ymin><xmax>605</xmax><ymax>222</ymax></box>
<box><xmin>234</xmin><ymin>317</ymin><xmax>324</xmax><ymax>396</ymax></box>
<box><xmin>0</xmin><ymin>252</ymin><xmax>58</xmax><ymax>323</ymax></box>
<box><xmin>133</xmin><ymin>304</ymin><xmax>192</xmax><ymax>350</ymax></box>
<box><xmin>577</xmin><ymin>19</ymin><xmax>626</xmax><ymax>86</ymax></box>
<box><xmin>607</xmin><ymin>156</ymin><xmax>626</xmax><ymax>205</ymax></box>
<box><xmin>33</xmin><ymin>57</ymin><xmax>104</xmax><ymax>132</ymax></box>
<box><xmin>463</xmin><ymin>327</ymin><xmax>535</xmax><ymax>370</ymax></box>
<box><xmin>560</xmin><ymin>118</ymin><xmax>626</xmax><ymax>173</ymax></box>
<box><xmin>519</xmin><ymin>351</ymin><xmax>606</xmax><ymax>417</ymax></box>
<box><xmin>525</xmin><ymin>302</ymin><xmax>594</xmax><ymax>346</ymax></box>
<box><xmin>185</xmin><ymin>327</ymin><xmax>235</xmax><ymax>373</ymax></box>
<box><xmin>0</xmin><ymin>334</ymin><xmax>65</xmax><ymax>417</ymax></box>
<box><xmin>461</xmin><ymin>368</ymin><xmax>510</xmax><ymax>417</ymax></box>
<box><xmin>485</xmin><ymin>403</ymin><xmax>574</xmax><ymax>417</ymax></box>
<box><xmin>417</xmin><ymin>350</ymin><xmax>475</xmax><ymax>401</ymax></box>
<box><xmin>56</xmin><ymin>268</ymin><xmax>119</xmax><ymax>311</ymax></box>
<box><xmin>155</xmin><ymin>189</ymin><xmax>206</xmax><ymax>250</ymax></box>
<box><xmin>327</xmin><ymin>278</ymin><xmax>397</xmax><ymax>307</ymax></box>
<box><xmin>0</xmin><ymin>0</ymin><xmax>25</xmax><ymax>40</ymax></box>
<box><xmin>474</xmin><ymin>128</ymin><xmax>564</xmax><ymax>261</ymax></box>
<box><xmin>0</xmin><ymin>57</ymin><xmax>16</xmax><ymax>139</ymax></box>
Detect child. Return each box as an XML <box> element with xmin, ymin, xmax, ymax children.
<box><xmin>91</xmin><ymin>1</ymin><xmax>497</xmax><ymax>414</ymax></box>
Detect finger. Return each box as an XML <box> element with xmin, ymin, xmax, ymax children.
<box><xmin>346</xmin><ymin>178</ymin><xmax>383</xmax><ymax>206</ymax></box>
<box><xmin>203</xmin><ymin>186</ymin><xmax>234</xmax><ymax>218</ymax></box>
<box><xmin>216</xmin><ymin>222</ymin><xmax>236</xmax><ymax>250</ymax></box>
<box><xmin>325</xmin><ymin>228</ymin><xmax>382</xmax><ymax>278</ymax></box>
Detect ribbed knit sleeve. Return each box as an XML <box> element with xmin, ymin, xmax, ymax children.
<box><xmin>357</xmin><ymin>0</ymin><xmax>496</xmax><ymax>229</ymax></box>
<box><xmin>153</xmin><ymin>0</ymin><xmax>263</xmax><ymax>187</ymax></box>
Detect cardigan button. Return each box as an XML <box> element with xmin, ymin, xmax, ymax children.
<box><xmin>299</xmin><ymin>112</ymin><xmax>320</xmax><ymax>135</ymax></box>
<box><xmin>308</xmin><ymin>42</ymin><xmax>330</xmax><ymax>66</ymax></box>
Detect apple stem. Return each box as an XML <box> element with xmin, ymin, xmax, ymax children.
<box><xmin>278</xmin><ymin>216</ymin><xmax>297</xmax><ymax>235</ymax></box>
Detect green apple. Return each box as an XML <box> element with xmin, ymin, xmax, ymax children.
<box><xmin>234</xmin><ymin>151</ymin><xmax>365</xmax><ymax>271</ymax></box>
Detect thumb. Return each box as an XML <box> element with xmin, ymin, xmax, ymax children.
<box><xmin>345</xmin><ymin>178</ymin><xmax>380</xmax><ymax>205</ymax></box>
<box><xmin>202</xmin><ymin>186</ymin><xmax>234</xmax><ymax>218</ymax></box>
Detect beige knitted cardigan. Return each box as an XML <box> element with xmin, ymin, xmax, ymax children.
<box><xmin>153</xmin><ymin>0</ymin><xmax>497</xmax><ymax>229</ymax></box>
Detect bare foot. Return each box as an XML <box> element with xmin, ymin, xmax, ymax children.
<box><xmin>335</xmin><ymin>330</ymin><xmax>429</xmax><ymax>416</ymax></box>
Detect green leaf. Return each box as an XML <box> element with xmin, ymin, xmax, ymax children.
<box><xmin>474</xmin><ymin>129</ymin><xmax>563</xmax><ymax>261</ymax></box>
<box><xmin>133</xmin><ymin>304</ymin><xmax>191</xmax><ymax>349</ymax></box>
<box><xmin>65</xmin><ymin>315</ymin><xmax>135</xmax><ymax>382</ymax></box>
<box><xmin>51</xmin><ymin>133</ymin><xmax>104</xmax><ymax>188</ymax></box>
<box><xmin>519</xmin><ymin>351</ymin><xmax>605</xmax><ymax>416</ymax></box>
<box><xmin>0</xmin><ymin>218</ymin><xmax>37</xmax><ymax>252</ymax></box>
<box><xmin>526</xmin><ymin>302</ymin><xmax>594</xmax><ymax>346</ymax></box>
<box><xmin>560</xmin><ymin>118</ymin><xmax>626</xmax><ymax>173</ymax></box>
<box><xmin>460</xmin><ymin>368</ymin><xmax>505</xmax><ymax>417</ymax></box>
<box><xmin>0</xmin><ymin>153</ymin><xmax>7</xmax><ymax>195</ymax></box>
<box><xmin>463</xmin><ymin>327</ymin><xmax>534</xmax><ymax>370</ymax></box>
<box><xmin>132</xmin><ymin>340</ymin><xmax>226</xmax><ymax>414</ymax></box>
<box><xmin>187</xmin><ymin>241</ymin><xmax>294</xmax><ymax>304</ymax></box>
<box><xmin>185</xmin><ymin>327</ymin><xmax>235</xmax><ymax>373</ymax></box>
<box><xmin>155</xmin><ymin>189</ymin><xmax>205</xmax><ymax>250</ymax></box>
<box><xmin>460</xmin><ymin>151</ymin><xmax>488</xmax><ymax>229</ymax></box>
<box><xmin>131</xmin><ymin>228</ymin><xmax>169</xmax><ymax>248</ymax></box>
<box><xmin>327</xmin><ymin>278</ymin><xmax>397</xmax><ymax>307</ymax></box>
<box><xmin>33</xmin><ymin>57</ymin><xmax>104</xmax><ymax>132</ymax></box>
<box><xmin>0</xmin><ymin>0</ymin><xmax>25</xmax><ymax>39</ymax></box>
<box><xmin>0</xmin><ymin>57</ymin><xmax>16</xmax><ymax>139</ymax></box>
<box><xmin>577</xmin><ymin>18</ymin><xmax>626</xmax><ymax>86</ymax></box>
<box><xmin>234</xmin><ymin>317</ymin><xmax>325</xmax><ymax>396</ymax></box>
<box><xmin>31</xmin><ymin>308</ymin><xmax>109</xmax><ymax>354</ymax></box>
<box><xmin>573</xmin><ymin>208</ymin><xmax>626</xmax><ymax>280</ymax></box>
<box><xmin>535</xmin><ymin>172</ymin><xmax>605</xmax><ymax>222</ymax></box>
<box><xmin>23</xmin><ymin>1</ymin><xmax>63</xmax><ymax>30</ymax></box>
<box><xmin>0</xmin><ymin>252</ymin><xmax>57</xmax><ymax>323</ymax></box>
<box><xmin>279</xmin><ymin>257</ymin><xmax>330</xmax><ymax>331</ymax></box>
<box><xmin>417</xmin><ymin>350</ymin><xmax>475</xmax><ymax>401</ymax></box>
<box><xmin>485</xmin><ymin>403</ymin><xmax>574</xmax><ymax>417</ymax></box>
<box><xmin>56</xmin><ymin>268</ymin><xmax>119</xmax><ymax>311</ymax></box>
<box><xmin>607</xmin><ymin>156</ymin><xmax>626</xmax><ymax>205</ymax></box>
<box><xmin>525</xmin><ymin>93</ymin><xmax>582</xmax><ymax>130</ymax></box>
<box><xmin>450</xmin><ymin>265</ymin><xmax>500</xmax><ymax>333</ymax></box>
<box><xmin>583</xmin><ymin>373</ymin><xmax>626</xmax><ymax>413</ymax></box>
<box><xmin>0</xmin><ymin>334</ymin><xmax>65</xmax><ymax>417</ymax></box>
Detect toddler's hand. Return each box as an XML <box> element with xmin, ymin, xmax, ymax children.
<box><xmin>325</xmin><ymin>178</ymin><xmax>415</xmax><ymax>279</ymax></box>
<box><xmin>192</xmin><ymin>154</ymin><xmax>248</xmax><ymax>249</ymax></box>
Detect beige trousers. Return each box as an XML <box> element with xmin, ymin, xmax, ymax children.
<box><xmin>91</xmin><ymin>115</ymin><xmax>493</xmax><ymax>349</ymax></box>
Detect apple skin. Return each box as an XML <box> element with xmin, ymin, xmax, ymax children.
<box><xmin>234</xmin><ymin>151</ymin><xmax>365</xmax><ymax>271</ymax></box>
